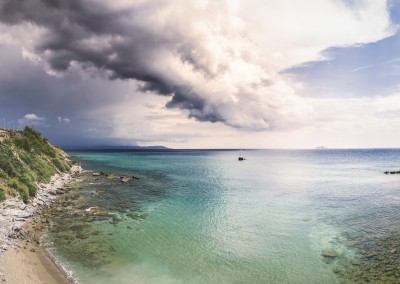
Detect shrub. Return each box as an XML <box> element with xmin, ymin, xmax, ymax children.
<box><xmin>19</xmin><ymin>152</ymin><xmax>33</xmax><ymax>166</ymax></box>
<box><xmin>11</xmin><ymin>126</ymin><xmax>57</xmax><ymax>157</ymax></box>
<box><xmin>8</xmin><ymin>178</ymin><xmax>30</xmax><ymax>203</ymax></box>
<box><xmin>8</xmin><ymin>178</ymin><xmax>20</xmax><ymax>190</ymax></box>
<box><xmin>20</xmin><ymin>185</ymin><xmax>29</xmax><ymax>203</ymax></box>
<box><xmin>27</xmin><ymin>181</ymin><xmax>37</xmax><ymax>197</ymax></box>
<box><xmin>0</xmin><ymin>188</ymin><xmax>5</xmax><ymax>201</ymax></box>
<box><xmin>0</xmin><ymin>156</ymin><xmax>17</xmax><ymax>177</ymax></box>
<box><xmin>52</xmin><ymin>158</ymin><xmax>66</xmax><ymax>172</ymax></box>
<box><xmin>0</xmin><ymin>168</ymin><xmax>8</xmax><ymax>180</ymax></box>
<box><xmin>17</xmin><ymin>174</ymin><xmax>37</xmax><ymax>197</ymax></box>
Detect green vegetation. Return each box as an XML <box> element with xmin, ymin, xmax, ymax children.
<box><xmin>0</xmin><ymin>126</ymin><xmax>71</xmax><ymax>203</ymax></box>
<box><xmin>0</xmin><ymin>188</ymin><xmax>5</xmax><ymax>201</ymax></box>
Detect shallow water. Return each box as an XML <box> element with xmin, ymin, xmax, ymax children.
<box><xmin>47</xmin><ymin>149</ymin><xmax>400</xmax><ymax>283</ymax></box>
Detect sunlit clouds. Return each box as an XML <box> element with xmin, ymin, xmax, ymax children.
<box><xmin>0</xmin><ymin>0</ymin><xmax>399</xmax><ymax>148</ymax></box>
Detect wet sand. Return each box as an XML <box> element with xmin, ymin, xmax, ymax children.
<box><xmin>0</xmin><ymin>242</ymin><xmax>70</xmax><ymax>284</ymax></box>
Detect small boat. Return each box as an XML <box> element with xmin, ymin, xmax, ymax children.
<box><xmin>238</xmin><ymin>148</ymin><xmax>245</xmax><ymax>161</ymax></box>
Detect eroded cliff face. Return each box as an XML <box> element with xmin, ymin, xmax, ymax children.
<box><xmin>0</xmin><ymin>127</ymin><xmax>71</xmax><ymax>203</ymax></box>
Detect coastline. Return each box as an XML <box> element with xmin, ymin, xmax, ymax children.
<box><xmin>0</xmin><ymin>165</ymin><xmax>82</xmax><ymax>283</ymax></box>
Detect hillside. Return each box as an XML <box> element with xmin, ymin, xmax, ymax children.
<box><xmin>0</xmin><ymin>127</ymin><xmax>71</xmax><ymax>203</ymax></box>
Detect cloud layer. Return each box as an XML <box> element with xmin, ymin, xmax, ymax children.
<box><xmin>0</xmin><ymin>0</ymin><xmax>395</xmax><ymax>132</ymax></box>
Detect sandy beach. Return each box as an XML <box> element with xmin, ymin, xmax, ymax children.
<box><xmin>0</xmin><ymin>165</ymin><xmax>82</xmax><ymax>284</ymax></box>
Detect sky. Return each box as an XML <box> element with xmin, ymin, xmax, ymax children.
<box><xmin>0</xmin><ymin>0</ymin><xmax>400</xmax><ymax>149</ymax></box>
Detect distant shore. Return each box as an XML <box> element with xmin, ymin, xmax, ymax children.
<box><xmin>0</xmin><ymin>165</ymin><xmax>82</xmax><ymax>284</ymax></box>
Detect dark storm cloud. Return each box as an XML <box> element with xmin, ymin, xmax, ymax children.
<box><xmin>165</xmin><ymin>88</ymin><xmax>225</xmax><ymax>123</ymax></box>
<box><xmin>0</xmin><ymin>0</ymin><xmax>216</xmax><ymax>122</ymax></box>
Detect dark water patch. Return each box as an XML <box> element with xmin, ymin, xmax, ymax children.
<box><xmin>334</xmin><ymin>233</ymin><xmax>400</xmax><ymax>283</ymax></box>
<box><xmin>315</xmin><ymin>193</ymin><xmax>400</xmax><ymax>283</ymax></box>
<box><xmin>42</xmin><ymin>169</ymin><xmax>153</xmax><ymax>272</ymax></box>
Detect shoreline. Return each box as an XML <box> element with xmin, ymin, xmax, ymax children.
<box><xmin>0</xmin><ymin>165</ymin><xmax>82</xmax><ymax>283</ymax></box>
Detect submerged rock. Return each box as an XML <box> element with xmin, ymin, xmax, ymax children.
<box><xmin>68</xmin><ymin>223</ymin><xmax>91</xmax><ymax>233</ymax></box>
<box><xmin>76</xmin><ymin>233</ymin><xmax>89</xmax><ymax>239</ymax></box>
<box><xmin>346</xmin><ymin>240</ymin><xmax>360</xmax><ymax>247</ymax></box>
<box><xmin>120</xmin><ymin>177</ymin><xmax>131</xmax><ymax>183</ymax></box>
<box><xmin>322</xmin><ymin>249</ymin><xmax>339</xmax><ymax>258</ymax></box>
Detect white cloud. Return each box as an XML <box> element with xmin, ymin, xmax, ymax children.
<box><xmin>58</xmin><ymin>116</ymin><xmax>71</xmax><ymax>123</ymax></box>
<box><xmin>23</xmin><ymin>113</ymin><xmax>45</xmax><ymax>121</ymax></box>
<box><xmin>80</xmin><ymin>91</ymin><xmax>400</xmax><ymax>148</ymax></box>
<box><xmin>241</xmin><ymin>0</ymin><xmax>395</xmax><ymax>70</ymax></box>
<box><xmin>18</xmin><ymin>113</ymin><xmax>47</xmax><ymax>127</ymax></box>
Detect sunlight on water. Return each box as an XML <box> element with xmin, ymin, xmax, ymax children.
<box><xmin>46</xmin><ymin>149</ymin><xmax>400</xmax><ymax>283</ymax></box>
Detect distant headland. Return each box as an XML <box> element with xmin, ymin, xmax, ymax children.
<box><xmin>62</xmin><ymin>145</ymin><xmax>170</xmax><ymax>150</ymax></box>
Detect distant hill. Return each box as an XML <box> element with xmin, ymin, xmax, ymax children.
<box><xmin>0</xmin><ymin>127</ymin><xmax>71</xmax><ymax>203</ymax></box>
<box><xmin>62</xmin><ymin>145</ymin><xmax>170</xmax><ymax>150</ymax></box>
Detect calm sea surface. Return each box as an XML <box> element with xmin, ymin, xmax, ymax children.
<box><xmin>46</xmin><ymin>149</ymin><xmax>400</xmax><ymax>283</ymax></box>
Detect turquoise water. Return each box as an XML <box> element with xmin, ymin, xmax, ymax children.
<box><xmin>48</xmin><ymin>149</ymin><xmax>400</xmax><ymax>283</ymax></box>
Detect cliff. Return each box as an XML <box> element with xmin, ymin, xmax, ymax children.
<box><xmin>0</xmin><ymin>127</ymin><xmax>71</xmax><ymax>203</ymax></box>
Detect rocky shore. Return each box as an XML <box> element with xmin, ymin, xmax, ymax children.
<box><xmin>0</xmin><ymin>165</ymin><xmax>82</xmax><ymax>283</ymax></box>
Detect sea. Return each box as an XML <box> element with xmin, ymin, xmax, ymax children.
<box><xmin>44</xmin><ymin>149</ymin><xmax>400</xmax><ymax>283</ymax></box>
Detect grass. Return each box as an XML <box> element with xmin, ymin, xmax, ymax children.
<box><xmin>0</xmin><ymin>126</ymin><xmax>71</xmax><ymax>203</ymax></box>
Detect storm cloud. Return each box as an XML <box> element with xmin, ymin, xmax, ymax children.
<box><xmin>0</xmin><ymin>0</ymin><xmax>396</xmax><ymax>145</ymax></box>
<box><xmin>1</xmin><ymin>0</ymin><xmax>259</xmax><ymax>127</ymax></box>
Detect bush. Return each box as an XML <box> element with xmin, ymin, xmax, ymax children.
<box><xmin>27</xmin><ymin>182</ymin><xmax>37</xmax><ymax>197</ymax></box>
<box><xmin>8</xmin><ymin>178</ymin><xmax>29</xmax><ymax>203</ymax></box>
<box><xmin>11</xmin><ymin>126</ymin><xmax>57</xmax><ymax>157</ymax></box>
<box><xmin>19</xmin><ymin>152</ymin><xmax>33</xmax><ymax>166</ymax></box>
<box><xmin>52</xmin><ymin>158</ymin><xmax>66</xmax><ymax>172</ymax></box>
<box><xmin>0</xmin><ymin>188</ymin><xmax>5</xmax><ymax>201</ymax></box>
<box><xmin>17</xmin><ymin>174</ymin><xmax>37</xmax><ymax>197</ymax></box>
<box><xmin>8</xmin><ymin>178</ymin><xmax>20</xmax><ymax>190</ymax></box>
<box><xmin>0</xmin><ymin>168</ymin><xmax>8</xmax><ymax>180</ymax></box>
<box><xmin>35</xmin><ymin>163</ymin><xmax>54</xmax><ymax>182</ymax></box>
<box><xmin>20</xmin><ymin>185</ymin><xmax>29</xmax><ymax>203</ymax></box>
<box><xmin>0</xmin><ymin>156</ymin><xmax>17</xmax><ymax>177</ymax></box>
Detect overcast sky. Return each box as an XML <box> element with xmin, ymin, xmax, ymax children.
<box><xmin>0</xmin><ymin>0</ymin><xmax>400</xmax><ymax>148</ymax></box>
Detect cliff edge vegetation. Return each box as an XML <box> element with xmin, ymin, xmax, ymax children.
<box><xmin>0</xmin><ymin>126</ymin><xmax>71</xmax><ymax>203</ymax></box>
